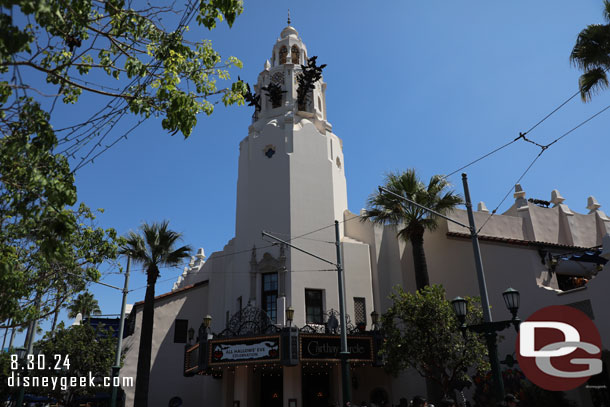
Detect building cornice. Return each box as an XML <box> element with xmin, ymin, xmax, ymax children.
<box><xmin>446</xmin><ymin>231</ymin><xmax>600</xmax><ymax>251</ymax></box>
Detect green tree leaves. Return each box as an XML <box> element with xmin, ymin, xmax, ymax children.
<box><xmin>380</xmin><ymin>285</ymin><xmax>489</xmax><ymax>397</ymax></box>
<box><xmin>0</xmin><ymin>99</ymin><xmax>121</xmax><ymax>328</ymax></box>
<box><xmin>1</xmin><ymin>0</ymin><xmax>246</xmax><ymax>331</ymax></box>
<box><xmin>1</xmin><ymin>0</ymin><xmax>246</xmax><ymax>138</ymax></box>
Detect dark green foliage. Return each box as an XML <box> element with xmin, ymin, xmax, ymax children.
<box><xmin>381</xmin><ymin>285</ymin><xmax>489</xmax><ymax>398</ymax></box>
<box><xmin>296</xmin><ymin>56</ymin><xmax>326</xmax><ymax>110</ymax></box>
<box><xmin>363</xmin><ymin>169</ymin><xmax>462</xmax><ymax>290</ymax></box>
<box><xmin>0</xmin><ymin>323</ymin><xmax>118</xmax><ymax>404</ymax></box>
<box><xmin>239</xmin><ymin>77</ymin><xmax>260</xmax><ymax>111</ymax></box>
<box><xmin>0</xmin><ymin>99</ymin><xmax>120</xmax><ymax>329</ymax></box>
<box><xmin>261</xmin><ymin>82</ymin><xmax>286</xmax><ymax>108</ymax></box>
<box><xmin>570</xmin><ymin>0</ymin><xmax>610</xmax><ymax>101</ymax></box>
<box><xmin>67</xmin><ymin>292</ymin><xmax>102</xmax><ymax>319</ymax></box>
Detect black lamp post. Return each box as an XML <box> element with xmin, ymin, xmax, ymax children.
<box><xmin>451</xmin><ymin>288</ymin><xmax>521</xmax><ymax>400</ymax></box>
<box><xmin>370</xmin><ymin>310</ymin><xmax>379</xmax><ymax>331</ymax></box>
<box><xmin>188</xmin><ymin>327</ymin><xmax>195</xmax><ymax>345</ymax></box>
<box><xmin>14</xmin><ymin>347</ymin><xmax>29</xmax><ymax>406</ymax></box>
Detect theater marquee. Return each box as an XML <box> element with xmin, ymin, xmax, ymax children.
<box><xmin>300</xmin><ymin>334</ymin><xmax>374</xmax><ymax>362</ymax></box>
<box><xmin>208</xmin><ymin>335</ymin><xmax>281</xmax><ymax>366</ymax></box>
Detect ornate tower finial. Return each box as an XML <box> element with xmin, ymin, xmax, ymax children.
<box><xmin>287</xmin><ymin>9</ymin><xmax>291</xmax><ymax>25</ymax></box>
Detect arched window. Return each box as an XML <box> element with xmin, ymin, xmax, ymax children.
<box><xmin>291</xmin><ymin>45</ymin><xmax>300</xmax><ymax>64</ymax></box>
<box><xmin>279</xmin><ymin>46</ymin><xmax>288</xmax><ymax>64</ymax></box>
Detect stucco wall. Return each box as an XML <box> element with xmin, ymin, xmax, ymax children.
<box><xmin>121</xmin><ymin>282</ymin><xmax>213</xmax><ymax>407</ymax></box>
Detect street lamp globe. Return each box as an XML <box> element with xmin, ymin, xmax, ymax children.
<box><xmin>451</xmin><ymin>296</ymin><xmax>468</xmax><ymax>324</ymax></box>
<box><xmin>370</xmin><ymin>310</ymin><xmax>379</xmax><ymax>327</ymax></box>
<box><xmin>502</xmin><ymin>288</ymin><xmax>520</xmax><ymax>318</ymax></box>
<box><xmin>188</xmin><ymin>327</ymin><xmax>195</xmax><ymax>343</ymax></box>
<box><xmin>286</xmin><ymin>306</ymin><xmax>294</xmax><ymax>325</ymax></box>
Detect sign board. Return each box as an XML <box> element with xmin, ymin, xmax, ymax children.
<box><xmin>208</xmin><ymin>335</ymin><xmax>281</xmax><ymax>366</ymax></box>
<box><xmin>300</xmin><ymin>334</ymin><xmax>374</xmax><ymax>362</ymax></box>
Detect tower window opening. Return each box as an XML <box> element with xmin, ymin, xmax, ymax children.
<box><xmin>318</xmin><ymin>97</ymin><xmax>322</xmax><ymax>112</ymax></box>
<box><xmin>291</xmin><ymin>45</ymin><xmax>300</xmax><ymax>64</ymax></box>
<box><xmin>279</xmin><ymin>46</ymin><xmax>288</xmax><ymax>64</ymax></box>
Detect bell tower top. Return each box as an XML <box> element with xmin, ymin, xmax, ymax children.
<box><xmin>271</xmin><ymin>23</ymin><xmax>307</xmax><ymax>67</ymax></box>
<box><xmin>252</xmin><ymin>22</ymin><xmax>328</xmax><ymax>128</ymax></box>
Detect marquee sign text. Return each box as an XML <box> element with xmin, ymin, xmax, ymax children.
<box><xmin>208</xmin><ymin>336</ymin><xmax>281</xmax><ymax>366</ymax></box>
<box><xmin>300</xmin><ymin>334</ymin><xmax>373</xmax><ymax>362</ymax></box>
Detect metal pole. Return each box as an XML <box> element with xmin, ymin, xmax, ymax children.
<box><xmin>335</xmin><ymin>220</ymin><xmax>351</xmax><ymax>406</ymax></box>
<box><xmin>2</xmin><ymin>319</ymin><xmax>10</xmax><ymax>351</ymax></box>
<box><xmin>111</xmin><ymin>256</ymin><xmax>131</xmax><ymax>407</ymax></box>
<box><xmin>461</xmin><ymin>174</ymin><xmax>492</xmax><ymax>323</ymax></box>
<box><xmin>16</xmin><ymin>295</ymin><xmax>40</xmax><ymax>406</ymax></box>
<box><xmin>461</xmin><ymin>173</ymin><xmax>504</xmax><ymax>400</ymax></box>
<box><xmin>8</xmin><ymin>326</ymin><xmax>16</xmax><ymax>350</ymax></box>
<box><xmin>262</xmin><ymin>228</ymin><xmax>352</xmax><ymax>404</ymax></box>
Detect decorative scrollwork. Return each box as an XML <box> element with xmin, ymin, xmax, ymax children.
<box><xmin>218</xmin><ymin>304</ymin><xmax>280</xmax><ymax>337</ymax></box>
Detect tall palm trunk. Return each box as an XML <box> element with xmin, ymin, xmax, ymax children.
<box><xmin>410</xmin><ymin>228</ymin><xmax>429</xmax><ymax>290</ymax></box>
<box><xmin>134</xmin><ymin>266</ymin><xmax>158</xmax><ymax>407</ymax></box>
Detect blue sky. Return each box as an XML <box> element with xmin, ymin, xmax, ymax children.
<box><xmin>8</xmin><ymin>0</ymin><xmax>610</xmax><ymax>345</ymax></box>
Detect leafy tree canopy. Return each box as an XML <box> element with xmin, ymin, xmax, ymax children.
<box><xmin>0</xmin><ymin>0</ymin><xmax>245</xmax><ymax>330</ymax></box>
<box><xmin>1</xmin><ymin>0</ymin><xmax>247</xmax><ymax>138</ymax></box>
<box><xmin>0</xmin><ymin>323</ymin><xmax>119</xmax><ymax>404</ymax></box>
<box><xmin>380</xmin><ymin>285</ymin><xmax>489</xmax><ymax>397</ymax></box>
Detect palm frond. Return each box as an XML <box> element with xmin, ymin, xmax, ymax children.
<box><xmin>363</xmin><ymin>169</ymin><xmax>462</xmax><ymax>242</ymax></box>
<box><xmin>570</xmin><ymin>24</ymin><xmax>610</xmax><ymax>71</ymax></box>
<box><xmin>604</xmin><ymin>0</ymin><xmax>610</xmax><ymax>23</ymax></box>
<box><xmin>120</xmin><ymin>220</ymin><xmax>191</xmax><ymax>275</ymax></box>
<box><xmin>579</xmin><ymin>67</ymin><xmax>609</xmax><ymax>101</ymax></box>
<box><xmin>165</xmin><ymin>245</ymin><xmax>193</xmax><ymax>266</ymax></box>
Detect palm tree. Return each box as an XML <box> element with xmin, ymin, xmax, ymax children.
<box><xmin>570</xmin><ymin>0</ymin><xmax>610</xmax><ymax>101</ymax></box>
<box><xmin>120</xmin><ymin>220</ymin><xmax>191</xmax><ymax>407</ymax></box>
<box><xmin>363</xmin><ymin>169</ymin><xmax>463</xmax><ymax>290</ymax></box>
<box><xmin>67</xmin><ymin>292</ymin><xmax>101</xmax><ymax>319</ymax></box>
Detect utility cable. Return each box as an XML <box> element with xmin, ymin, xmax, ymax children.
<box><xmin>475</xmin><ymin>100</ymin><xmax>610</xmax><ymax>233</ymax></box>
<box><xmin>444</xmin><ymin>87</ymin><xmax>583</xmax><ymax>179</ymax></box>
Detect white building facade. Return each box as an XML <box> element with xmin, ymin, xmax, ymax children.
<box><xmin>120</xmin><ymin>23</ymin><xmax>610</xmax><ymax>407</ymax></box>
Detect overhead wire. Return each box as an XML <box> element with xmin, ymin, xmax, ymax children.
<box><xmin>443</xmin><ymin>87</ymin><xmax>583</xmax><ymax>179</ymax></box>
<box><xmin>128</xmin><ymin>215</ymin><xmax>363</xmax><ymax>292</ymax></box>
<box><xmin>475</xmin><ymin>101</ymin><xmax>610</xmax><ymax>234</ymax></box>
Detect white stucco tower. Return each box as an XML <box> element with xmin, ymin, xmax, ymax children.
<box><xmin>232</xmin><ymin>23</ymin><xmax>351</xmax><ymax>326</ymax></box>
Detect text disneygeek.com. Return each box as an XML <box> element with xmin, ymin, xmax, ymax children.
<box><xmin>7</xmin><ymin>372</ymin><xmax>134</xmax><ymax>391</ymax></box>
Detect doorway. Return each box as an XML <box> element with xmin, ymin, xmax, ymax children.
<box><xmin>260</xmin><ymin>371</ymin><xmax>283</xmax><ymax>407</ymax></box>
<box><xmin>302</xmin><ymin>370</ymin><xmax>330</xmax><ymax>407</ymax></box>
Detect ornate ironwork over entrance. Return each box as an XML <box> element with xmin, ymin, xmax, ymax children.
<box><xmin>217</xmin><ymin>304</ymin><xmax>281</xmax><ymax>337</ymax></box>
<box><xmin>299</xmin><ymin>309</ymin><xmax>361</xmax><ymax>335</ymax></box>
